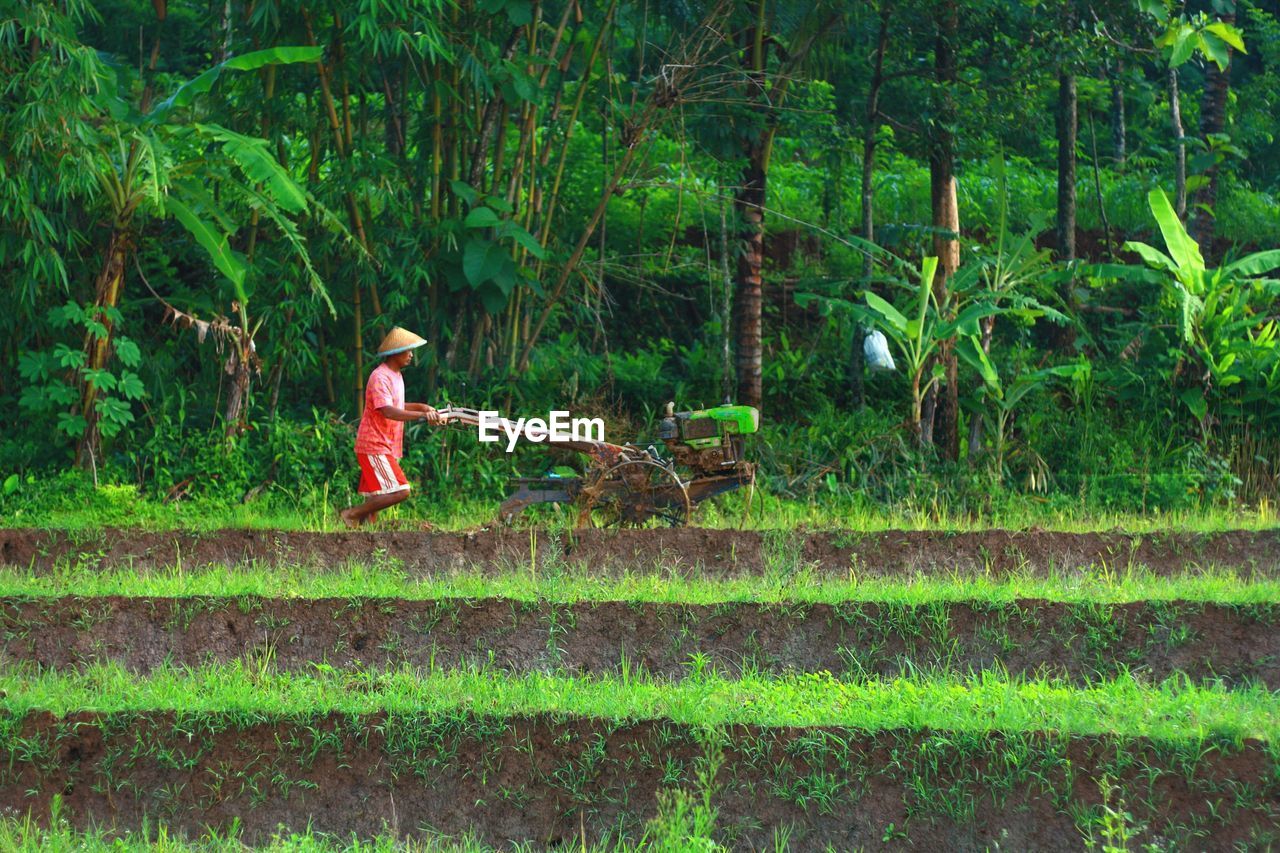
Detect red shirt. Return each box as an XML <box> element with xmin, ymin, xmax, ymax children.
<box><xmin>354</xmin><ymin>362</ymin><xmax>406</xmax><ymax>458</ymax></box>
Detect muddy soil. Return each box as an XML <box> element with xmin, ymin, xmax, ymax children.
<box><xmin>1</xmin><ymin>711</ymin><xmax>1272</xmax><ymax>850</ymax></box>
<box><xmin>2</xmin><ymin>527</ymin><xmax>1279</xmax><ymax>576</ymax></box>
<box><xmin>4</xmin><ymin>596</ymin><xmax>1278</xmax><ymax>687</ymax></box>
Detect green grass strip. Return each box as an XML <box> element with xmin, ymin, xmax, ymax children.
<box><xmin>0</xmin><ymin>809</ymin><xmax>517</xmax><ymax>852</ymax></box>
<box><xmin>2</xmin><ymin>663</ymin><xmax>1276</xmax><ymax>743</ymax></box>
<box><xmin>5</xmin><ymin>562</ymin><xmax>1280</xmax><ymax>605</ymax></box>
<box><xmin>12</xmin><ymin>484</ymin><xmax>1278</xmax><ymax>533</ymax></box>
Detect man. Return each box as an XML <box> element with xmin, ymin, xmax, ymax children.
<box><xmin>340</xmin><ymin>326</ymin><xmax>442</xmax><ymax>528</ymax></box>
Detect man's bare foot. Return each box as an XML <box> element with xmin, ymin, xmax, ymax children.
<box><xmin>339</xmin><ymin>508</ymin><xmax>361</xmax><ymax>529</ymax></box>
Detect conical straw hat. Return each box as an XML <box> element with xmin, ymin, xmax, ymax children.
<box><xmin>377</xmin><ymin>326</ymin><xmax>427</xmax><ymax>357</ymax></box>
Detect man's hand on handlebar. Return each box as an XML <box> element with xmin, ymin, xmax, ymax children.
<box><xmin>401</xmin><ymin>403</ymin><xmax>444</xmax><ymax>425</ymax></box>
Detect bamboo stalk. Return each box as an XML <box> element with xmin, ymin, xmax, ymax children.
<box><xmin>535</xmin><ymin>1</ymin><xmax>616</xmax><ymax>251</ymax></box>
<box><xmin>517</xmin><ymin>119</ymin><xmax>649</xmax><ymax>371</ymax></box>
<box><xmin>430</xmin><ymin>66</ymin><xmax>443</xmax><ymax>220</ymax></box>
<box><xmin>354</xmin><ymin>264</ymin><xmax>364</xmax><ymax>416</ymax></box>
<box><xmin>516</xmin><ymin>6</ymin><xmax>728</xmax><ymax>369</ymax></box>
<box><xmin>305</xmin><ymin>4</ymin><xmax>382</xmax><ymax>403</ymax></box>
<box><xmin>302</xmin><ymin>9</ymin><xmax>346</xmax><ymax>159</ymax></box>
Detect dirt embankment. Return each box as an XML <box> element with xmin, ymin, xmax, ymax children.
<box><xmin>2</xmin><ymin>527</ymin><xmax>1279</xmax><ymax>576</ymax></box>
<box><xmin>3</xmin><ymin>596</ymin><xmax>1277</xmax><ymax>686</ymax></box>
<box><xmin>1</xmin><ymin>710</ymin><xmax>1272</xmax><ymax>850</ymax></box>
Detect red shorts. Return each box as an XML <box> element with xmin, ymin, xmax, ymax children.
<box><xmin>356</xmin><ymin>454</ymin><xmax>410</xmax><ymax>496</ymax></box>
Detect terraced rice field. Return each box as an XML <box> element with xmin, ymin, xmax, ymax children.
<box><xmin>1</xmin><ymin>527</ymin><xmax>1278</xmax><ymax>850</ymax></box>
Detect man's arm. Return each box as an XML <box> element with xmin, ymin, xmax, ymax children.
<box><xmin>404</xmin><ymin>403</ymin><xmax>443</xmax><ymax>424</ymax></box>
<box><xmin>381</xmin><ymin>404</ymin><xmax>443</xmax><ymax>424</ymax></box>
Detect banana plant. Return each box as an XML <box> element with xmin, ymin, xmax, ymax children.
<box><xmin>67</xmin><ymin>45</ymin><xmax>333</xmax><ymax>458</ymax></box>
<box><xmin>858</xmin><ymin>257</ymin><xmax>1005</xmax><ymax>444</ymax></box>
<box><xmin>965</xmin><ymin>153</ymin><xmax>1065</xmax><ymax>322</ymax></box>
<box><xmin>959</xmin><ymin>152</ymin><xmax>1066</xmax><ymax>454</ymax></box>
<box><xmin>959</xmin><ymin>338</ymin><xmax>1090</xmax><ymax>484</ymax></box>
<box><xmin>1088</xmin><ymin>188</ymin><xmax>1280</xmax><ymax>425</ymax></box>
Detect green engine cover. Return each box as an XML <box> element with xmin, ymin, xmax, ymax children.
<box><xmin>683</xmin><ymin>404</ymin><xmax>759</xmax><ymax>435</ymax></box>
<box><xmin>663</xmin><ymin>404</ymin><xmax>759</xmax><ymax>450</ymax></box>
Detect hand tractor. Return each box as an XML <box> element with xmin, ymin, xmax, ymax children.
<box><xmin>436</xmin><ymin>403</ymin><xmax>758</xmax><ymax>527</ymax></box>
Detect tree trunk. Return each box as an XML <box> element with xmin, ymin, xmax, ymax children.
<box><xmin>1109</xmin><ymin>58</ymin><xmax>1126</xmax><ymax>167</ymax></box>
<box><xmin>855</xmin><ymin>3</ymin><xmax>891</xmax><ymax>411</ymax></box>
<box><xmin>1056</xmin><ymin>70</ymin><xmax>1077</xmax><ymax>261</ymax></box>
<box><xmin>1169</xmin><ymin>67</ymin><xmax>1187</xmax><ymax>218</ymax></box>
<box><xmin>468</xmin><ymin>29</ymin><xmax>523</xmax><ymax>189</ymax></box>
<box><xmin>217</xmin><ymin>0</ymin><xmax>232</xmax><ymax>64</ymax></box>
<box><xmin>75</xmin><ymin>231</ymin><xmax>130</xmax><ymax>469</ymax></box>
<box><xmin>1054</xmin><ymin>0</ymin><xmax>1075</xmax><ymax>258</ymax></box>
<box><xmin>139</xmin><ymin>0</ymin><xmax>167</xmax><ymax>114</ymax></box>
<box><xmin>467</xmin><ymin>314</ymin><xmax>489</xmax><ymax>378</ymax></box>
<box><xmin>1088</xmin><ymin>107</ymin><xmax>1113</xmax><ymax>257</ymax></box>
<box><xmin>1189</xmin><ymin>10</ymin><xmax>1235</xmax><ymax>255</ymax></box>
<box><xmin>719</xmin><ymin>198</ymin><xmax>734</xmax><ymax>403</ymax></box>
<box><xmin>223</xmin><ymin>337</ymin><xmax>252</xmax><ymax>435</ymax></box>
<box><xmin>920</xmin><ymin>378</ymin><xmax>937</xmax><ymax>447</ymax></box>
<box><xmin>861</xmin><ymin>4</ymin><xmax>890</xmax><ymax>282</ymax></box>
<box><xmin>927</xmin><ymin>0</ymin><xmax>960</xmax><ymax>460</ymax></box>
<box><xmin>733</xmin><ymin>1</ymin><xmax>771</xmax><ymax>413</ymax></box>
<box><xmin>1049</xmin><ymin>3</ymin><xmax>1080</xmax><ymax>353</ymax></box>
<box><xmin>268</xmin><ymin>349</ymin><xmax>285</xmax><ymax>419</ymax></box>
<box><xmin>734</xmin><ymin>148</ymin><xmax>767</xmax><ymax>411</ymax></box>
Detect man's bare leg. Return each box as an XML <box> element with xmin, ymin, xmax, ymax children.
<box><xmin>341</xmin><ymin>490</ymin><xmax>408</xmax><ymax>528</ymax></box>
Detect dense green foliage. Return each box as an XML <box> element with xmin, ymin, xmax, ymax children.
<box><xmin>3</xmin><ymin>0</ymin><xmax>1279</xmax><ymax>523</ymax></box>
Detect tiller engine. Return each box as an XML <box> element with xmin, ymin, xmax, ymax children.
<box><xmin>437</xmin><ymin>403</ymin><xmax>758</xmax><ymax>527</ymax></box>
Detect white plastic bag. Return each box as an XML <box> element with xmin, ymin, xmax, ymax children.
<box><xmin>863</xmin><ymin>329</ymin><xmax>896</xmax><ymax>372</ymax></box>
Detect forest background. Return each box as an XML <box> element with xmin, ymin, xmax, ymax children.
<box><xmin>2</xmin><ymin>0</ymin><xmax>1279</xmax><ymax>529</ymax></box>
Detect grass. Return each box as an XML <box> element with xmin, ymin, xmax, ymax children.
<box><xmin>698</xmin><ymin>490</ymin><xmax>1280</xmax><ymax>535</ymax></box>
<box><xmin>1</xmin><ymin>662</ymin><xmax>1276</xmax><ymax>742</ymax></box>
<box><xmin>0</xmin><ymin>808</ymin><xmax>560</xmax><ymax>852</ymax></box>
<box><xmin>5</xmin><ymin>560</ymin><xmax>1280</xmax><ymax>605</ymax></box>
<box><xmin>3</xmin><ymin>480</ymin><xmax>1277</xmax><ymax>533</ymax></box>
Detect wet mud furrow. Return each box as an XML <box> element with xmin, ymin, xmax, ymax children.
<box><xmin>4</xmin><ymin>596</ymin><xmax>1278</xmax><ymax>685</ymax></box>
<box><xmin>3</xmin><ymin>527</ymin><xmax>1279</xmax><ymax>576</ymax></box>
<box><xmin>1</xmin><ymin>710</ymin><xmax>1272</xmax><ymax>850</ymax></box>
